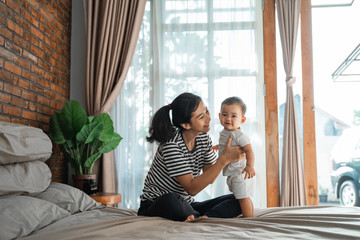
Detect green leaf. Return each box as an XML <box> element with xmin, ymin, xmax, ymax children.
<box><xmin>83</xmin><ymin>133</ymin><xmax>122</xmax><ymax>174</ymax></box>
<box><xmin>48</xmin><ymin>100</ymin><xmax>122</xmax><ymax>175</ymax></box>
<box><xmin>99</xmin><ymin>132</ymin><xmax>122</xmax><ymax>153</ymax></box>
<box><xmin>83</xmin><ymin>152</ymin><xmax>102</xmax><ymax>174</ymax></box>
<box><xmin>87</xmin><ymin>116</ymin><xmax>95</xmax><ymax>123</ymax></box>
<box><xmin>60</xmin><ymin>100</ymin><xmax>87</xmax><ymax>139</ymax></box>
<box><xmin>60</xmin><ymin>141</ymin><xmax>83</xmax><ymax>175</ymax></box>
<box><xmin>94</xmin><ymin>113</ymin><xmax>114</xmax><ymax>142</ymax></box>
<box><xmin>49</xmin><ymin>113</ymin><xmax>66</xmax><ymax>144</ymax></box>
<box><xmin>76</xmin><ymin>121</ymin><xmax>103</xmax><ymax>144</ymax></box>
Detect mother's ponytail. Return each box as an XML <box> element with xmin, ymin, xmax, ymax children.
<box><xmin>146</xmin><ymin>105</ymin><xmax>175</xmax><ymax>144</ymax></box>
<box><xmin>147</xmin><ymin>92</ymin><xmax>202</xmax><ymax>144</ymax></box>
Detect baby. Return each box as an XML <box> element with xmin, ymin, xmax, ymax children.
<box><xmin>216</xmin><ymin>96</ymin><xmax>256</xmax><ymax>218</ymax></box>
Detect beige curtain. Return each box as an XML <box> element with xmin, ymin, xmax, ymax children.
<box><xmin>276</xmin><ymin>0</ymin><xmax>307</xmax><ymax>206</ymax></box>
<box><xmin>85</xmin><ymin>0</ymin><xmax>146</xmax><ymax>192</ymax></box>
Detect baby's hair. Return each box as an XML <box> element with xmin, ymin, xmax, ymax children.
<box><xmin>221</xmin><ymin>96</ymin><xmax>247</xmax><ymax>115</ymax></box>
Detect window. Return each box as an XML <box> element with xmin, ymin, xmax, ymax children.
<box><xmin>312</xmin><ymin>1</ymin><xmax>360</xmax><ymax>205</ymax></box>
<box><xmin>111</xmin><ymin>0</ymin><xmax>266</xmax><ymax>209</ymax></box>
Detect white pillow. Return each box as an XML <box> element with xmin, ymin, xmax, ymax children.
<box><xmin>32</xmin><ymin>182</ymin><xmax>102</xmax><ymax>214</ymax></box>
<box><xmin>0</xmin><ymin>121</ymin><xmax>52</xmax><ymax>164</ymax></box>
<box><xmin>0</xmin><ymin>161</ymin><xmax>51</xmax><ymax>196</ymax></box>
<box><xmin>0</xmin><ymin>195</ymin><xmax>70</xmax><ymax>240</ymax></box>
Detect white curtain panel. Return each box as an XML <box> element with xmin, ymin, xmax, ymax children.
<box><xmin>111</xmin><ymin>0</ymin><xmax>265</xmax><ymax>209</ymax></box>
<box><xmin>276</xmin><ymin>0</ymin><xmax>307</xmax><ymax>207</ymax></box>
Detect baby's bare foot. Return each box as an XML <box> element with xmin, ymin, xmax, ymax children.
<box><xmin>184</xmin><ymin>215</ymin><xmax>195</xmax><ymax>222</ymax></box>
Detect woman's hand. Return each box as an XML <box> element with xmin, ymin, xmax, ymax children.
<box><xmin>176</xmin><ymin>136</ymin><xmax>244</xmax><ymax>196</ymax></box>
<box><xmin>220</xmin><ymin>135</ymin><xmax>245</xmax><ymax>165</ymax></box>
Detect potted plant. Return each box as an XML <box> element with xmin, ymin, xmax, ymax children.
<box><xmin>49</xmin><ymin>100</ymin><xmax>122</xmax><ymax>191</ymax></box>
<box><xmin>318</xmin><ymin>185</ymin><xmax>329</xmax><ymax>203</ymax></box>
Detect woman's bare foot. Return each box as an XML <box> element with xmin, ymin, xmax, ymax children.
<box><xmin>188</xmin><ymin>215</ymin><xmax>208</xmax><ymax>222</ymax></box>
<box><xmin>184</xmin><ymin>215</ymin><xmax>195</xmax><ymax>222</ymax></box>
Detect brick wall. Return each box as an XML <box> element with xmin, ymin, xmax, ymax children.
<box><xmin>0</xmin><ymin>0</ymin><xmax>72</xmax><ymax>182</ymax></box>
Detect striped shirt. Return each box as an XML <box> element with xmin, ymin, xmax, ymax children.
<box><xmin>140</xmin><ymin>130</ymin><xmax>217</xmax><ymax>203</ymax></box>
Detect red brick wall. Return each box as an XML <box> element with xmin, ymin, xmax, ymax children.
<box><xmin>0</xmin><ymin>0</ymin><xmax>72</xmax><ymax>183</ymax></box>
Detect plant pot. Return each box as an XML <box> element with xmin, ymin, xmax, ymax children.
<box><xmin>72</xmin><ymin>174</ymin><xmax>96</xmax><ymax>192</ymax></box>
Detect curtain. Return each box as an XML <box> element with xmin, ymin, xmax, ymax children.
<box><xmin>112</xmin><ymin>0</ymin><xmax>266</xmax><ymax>209</ymax></box>
<box><xmin>276</xmin><ymin>0</ymin><xmax>307</xmax><ymax>206</ymax></box>
<box><xmin>85</xmin><ymin>0</ymin><xmax>146</xmax><ymax>192</ymax></box>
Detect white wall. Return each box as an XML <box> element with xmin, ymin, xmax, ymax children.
<box><xmin>69</xmin><ymin>0</ymin><xmax>86</xmax><ymax>183</ymax></box>
<box><xmin>70</xmin><ymin>0</ymin><xmax>86</xmax><ymax>108</ymax></box>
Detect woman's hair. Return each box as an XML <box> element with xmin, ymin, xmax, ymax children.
<box><xmin>147</xmin><ymin>92</ymin><xmax>202</xmax><ymax>144</ymax></box>
<box><xmin>221</xmin><ymin>96</ymin><xmax>247</xmax><ymax>115</ymax></box>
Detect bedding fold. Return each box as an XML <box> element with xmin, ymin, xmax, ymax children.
<box><xmin>0</xmin><ymin>121</ymin><xmax>52</xmax><ymax>164</ymax></box>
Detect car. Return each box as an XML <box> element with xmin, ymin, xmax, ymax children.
<box><xmin>330</xmin><ymin>127</ymin><xmax>360</xmax><ymax>207</ymax></box>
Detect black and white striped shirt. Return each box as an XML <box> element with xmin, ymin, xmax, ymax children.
<box><xmin>140</xmin><ymin>130</ymin><xmax>217</xmax><ymax>203</ymax></box>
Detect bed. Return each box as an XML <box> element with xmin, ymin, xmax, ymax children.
<box><xmin>1</xmin><ymin>121</ymin><xmax>360</xmax><ymax>240</ymax></box>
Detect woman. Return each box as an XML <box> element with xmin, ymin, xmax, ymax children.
<box><xmin>138</xmin><ymin>92</ymin><xmax>245</xmax><ymax>221</ymax></box>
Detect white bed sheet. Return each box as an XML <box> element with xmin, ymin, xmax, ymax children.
<box><xmin>20</xmin><ymin>205</ymin><xmax>360</xmax><ymax>240</ymax></box>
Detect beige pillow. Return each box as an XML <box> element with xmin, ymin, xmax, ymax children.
<box><xmin>0</xmin><ymin>195</ymin><xmax>71</xmax><ymax>240</ymax></box>
<box><xmin>0</xmin><ymin>121</ymin><xmax>52</xmax><ymax>164</ymax></box>
<box><xmin>0</xmin><ymin>161</ymin><xmax>52</xmax><ymax>196</ymax></box>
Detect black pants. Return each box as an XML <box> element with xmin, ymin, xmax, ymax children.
<box><xmin>137</xmin><ymin>193</ymin><xmax>241</xmax><ymax>221</ymax></box>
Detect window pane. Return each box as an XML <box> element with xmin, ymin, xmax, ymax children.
<box><xmin>214</xmin><ymin>76</ymin><xmax>256</xmax><ymax>118</ymax></box>
<box><xmin>213</xmin><ymin>0</ymin><xmax>252</xmax><ymax>9</ymax></box>
<box><xmin>312</xmin><ymin>1</ymin><xmax>360</xmax><ymax>205</ymax></box>
<box><xmin>164</xmin><ymin>31</ymin><xmax>208</xmax><ymax>75</ymax></box>
<box><xmin>214</xmin><ymin>30</ymin><xmax>256</xmax><ymax>71</ymax></box>
<box><xmin>164</xmin><ymin>0</ymin><xmax>207</xmax><ymax>24</ymax></box>
<box><xmin>164</xmin><ymin>77</ymin><xmax>208</xmax><ymax>103</ymax></box>
<box><xmin>213</xmin><ymin>0</ymin><xmax>255</xmax><ymax>22</ymax></box>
